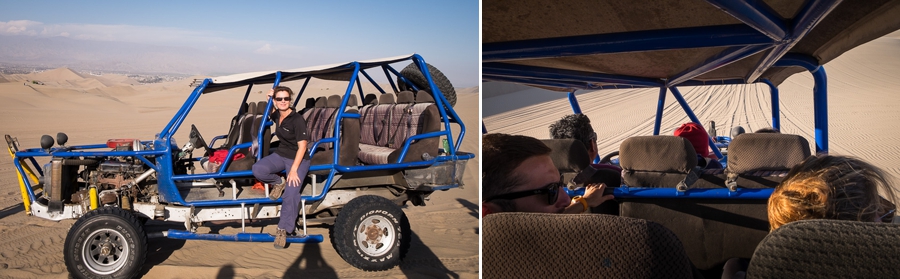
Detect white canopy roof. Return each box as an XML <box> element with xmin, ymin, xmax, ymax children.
<box><xmin>200</xmin><ymin>54</ymin><xmax>415</xmax><ymax>93</ymax></box>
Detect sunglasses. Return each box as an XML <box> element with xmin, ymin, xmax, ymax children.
<box><xmin>274</xmin><ymin>97</ymin><xmax>291</xmax><ymax>102</ymax></box>
<box><xmin>485</xmin><ymin>181</ymin><xmax>564</xmax><ymax>205</ymax></box>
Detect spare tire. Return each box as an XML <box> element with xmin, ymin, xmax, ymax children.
<box><xmin>397</xmin><ymin>62</ymin><xmax>457</xmax><ymax>107</ymax></box>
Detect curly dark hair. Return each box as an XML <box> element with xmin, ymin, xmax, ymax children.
<box><xmin>549</xmin><ymin>114</ymin><xmax>595</xmax><ymax>151</ymax></box>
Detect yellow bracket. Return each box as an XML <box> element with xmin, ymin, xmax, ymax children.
<box><xmin>6</xmin><ymin>135</ymin><xmax>39</xmax><ymax>215</ymax></box>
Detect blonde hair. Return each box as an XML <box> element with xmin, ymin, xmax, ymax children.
<box><xmin>768</xmin><ymin>155</ymin><xmax>896</xmax><ymax>231</ymax></box>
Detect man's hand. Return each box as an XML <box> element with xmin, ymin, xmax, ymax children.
<box><xmin>267</xmin><ymin>88</ymin><xmax>275</xmax><ymax>99</ymax></box>
<box><xmin>286</xmin><ymin>168</ymin><xmax>302</xmax><ymax>187</ymax></box>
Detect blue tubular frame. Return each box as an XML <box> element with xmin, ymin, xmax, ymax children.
<box><xmin>567</xmin><ymin>91</ymin><xmax>582</xmax><ymax>114</ymax></box>
<box><xmin>668</xmin><ymin>87</ymin><xmax>724</xmax><ymax>159</ymax></box>
<box><xmin>484</xmin><ymin>63</ymin><xmax>662</xmax><ymax>87</ymax></box>
<box><xmin>666</xmin><ymin>44</ymin><xmax>771</xmax><ymax>86</ymax></box>
<box><xmin>743</xmin><ymin>0</ymin><xmax>842</xmax><ymax>82</ymax></box>
<box><xmin>775</xmin><ymin>54</ymin><xmax>828</xmax><ymax>153</ymax></box>
<box><xmin>762</xmin><ymin>79</ymin><xmax>780</xmax><ymax>130</ymax></box>
<box><xmin>704</xmin><ymin>0</ymin><xmax>787</xmax><ymax>40</ymax></box>
<box><xmin>483</xmin><ymin>24</ymin><xmax>774</xmax><ymax>63</ymax></box>
<box><xmin>653</xmin><ymin>87</ymin><xmax>667</xmax><ymax>135</ymax></box>
<box><xmin>291</xmin><ymin>77</ymin><xmax>311</xmax><ymax>108</ymax></box>
<box><xmin>481</xmin><ymin>0</ymin><xmax>842</xmax><ymax>89</ymax></box>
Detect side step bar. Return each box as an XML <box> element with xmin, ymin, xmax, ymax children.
<box><xmin>165</xmin><ymin>230</ymin><xmax>324</xmax><ymax>243</ymax></box>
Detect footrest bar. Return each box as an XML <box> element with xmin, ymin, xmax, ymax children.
<box><xmin>166</xmin><ymin>230</ymin><xmax>324</xmax><ymax>243</ymax></box>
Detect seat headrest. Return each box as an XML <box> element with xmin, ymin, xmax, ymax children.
<box><xmin>363</xmin><ymin>94</ymin><xmax>378</xmax><ymax>106</ymax></box>
<box><xmin>247</xmin><ymin>101</ymin><xmax>257</xmax><ymax>115</ymax></box>
<box><xmin>314</xmin><ymin>97</ymin><xmax>326</xmax><ymax>108</ymax></box>
<box><xmin>727</xmin><ymin>133</ymin><xmax>811</xmax><ymax>174</ymax></box>
<box><xmin>305</xmin><ymin>97</ymin><xmax>316</xmax><ymax>108</ymax></box>
<box><xmin>256</xmin><ymin>101</ymin><xmax>267</xmax><ymax>114</ymax></box>
<box><xmin>483</xmin><ymin>213</ymin><xmax>694</xmax><ymax>279</ymax></box>
<box><xmin>347</xmin><ymin>94</ymin><xmax>359</xmax><ymax>107</ymax></box>
<box><xmin>326</xmin><ymin>95</ymin><xmax>342</xmax><ymax>108</ymax></box>
<box><xmin>397</xmin><ymin>91</ymin><xmax>415</xmax><ymax>104</ymax></box>
<box><xmin>747</xmin><ymin>219</ymin><xmax>900</xmax><ymax>278</ymax></box>
<box><xmin>416</xmin><ymin>90</ymin><xmax>435</xmax><ymax>103</ymax></box>
<box><xmin>619</xmin><ymin>136</ymin><xmax>697</xmax><ymax>173</ymax></box>
<box><xmin>540</xmin><ymin>139</ymin><xmax>590</xmax><ymax>174</ymax></box>
<box><xmin>379</xmin><ymin>93</ymin><xmax>396</xmax><ymax>104</ymax></box>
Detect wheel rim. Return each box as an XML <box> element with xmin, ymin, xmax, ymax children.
<box><xmin>355</xmin><ymin>215</ymin><xmax>396</xmax><ymax>257</ymax></box>
<box><xmin>82</xmin><ymin>229</ymin><xmax>129</xmax><ymax>275</ymax></box>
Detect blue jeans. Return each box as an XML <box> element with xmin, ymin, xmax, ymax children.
<box><xmin>251</xmin><ymin>153</ymin><xmax>311</xmax><ymax>234</ymax></box>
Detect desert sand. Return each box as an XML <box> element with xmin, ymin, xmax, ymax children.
<box><xmin>484</xmin><ymin>33</ymin><xmax>900</xmax><ymax>189</ymax></box>
<box><xmin>0</xmin><ymin>67</ymin><xmax>479</xmax><ymax>278</ymax></box>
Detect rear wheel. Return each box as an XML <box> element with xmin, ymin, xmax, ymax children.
<box><xmin>397</xmin><ymin>62</ymin><xmax>457</xmax><ymax>107</ymax></box>
<box><xmin>65</xmin><ymin>207</ymin><xmax>147</xmax><ymax>279</ymax></box>
<box><xmin>331</xmin><ymin>195</ymin><xmax>410</xmax><ymax>271</ymax></box>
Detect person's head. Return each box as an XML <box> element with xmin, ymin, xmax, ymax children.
<box><xmin>674</xmin><ymin>122</ymin><xmax>710</xmax><ymax>158</ymax></box>
<box><xmin>549</xmin><ymin>114</ymin><xmax>598</xmax><ymax>161</ymax></box>
<box><xmin>483</xmin><ymin>133</ymin><xmax>571</xmax><ymax>214</ymax></box>
<box><xmin>768</xmin><ymin>155</ymin><xmax>897</xmax><ymax>231</ymax></box>
<box><xmin>272</xmin><ymin>86</ymin><xmax>294</xmax><ymax>111</ymax></box>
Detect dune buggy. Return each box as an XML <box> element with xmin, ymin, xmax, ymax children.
<box><xmin>6</xmin><ymin>54</ymin><xmax>472</xmax><ymax>278</ymax></box>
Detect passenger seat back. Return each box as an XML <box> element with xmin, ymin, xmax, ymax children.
<box><xmin>483</xmin><ymin>213</ymin><xmax>696</xmax><ymax>279</ymax></box>
<box><xmin>746</xmin><ymin>219</ymin><xmax>900</xmax><ymax>278</ymax></box>
<box><xmin>726</xmin><ymin>133</ymin><xmax>811</xmax><ymax>188</ymax></box>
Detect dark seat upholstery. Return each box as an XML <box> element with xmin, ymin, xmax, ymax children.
<box><xmin>725</xmin><ymin>133</ymin><xmax>811</xmax><ymax>189</ymax></box>
<box><xmin>309</xmin><ymin>94</ymin><xmax>360</xmax><ymax>173</ymax></box>
<box><xmin>540</xmin><ymin>139</ymin><xmax>590</xmax><ymax>185</ymax></box>
<box><xmin>746</xmin><ymin>220</ymin><xmax>900</xmax><ymax>278</ymax></box>
<box><xmin>483</xmin><ymin>213</ymin><xmax>697</xmax><ymax>279</ymax></box>
<box><xmin>617</xmin><ymin>135</ymin><xmax>770</xmax><ymax>274</ymax></box>
<box><xmin>620</xmin><ymin>136</ymin><xmax>709</xmax><ymax>188</ymax></box>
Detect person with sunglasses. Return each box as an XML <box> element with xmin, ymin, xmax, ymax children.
<box><xmin>482</xmin><ymin>133</ymin><xmax>614</xmax><ymax>216</ymax></box>
<box><xmin>251</xmin><ymin>86</ymin><xmax>311</xmax><ymax>249</ymax></box>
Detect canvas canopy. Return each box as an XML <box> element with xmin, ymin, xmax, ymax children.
<box><xmin>198</xmin><ymin>54</ymin><xmax>415</xmax><ymax>93</ymax></box>
<box><xmin>483</xmin><ymin>0</ymin><xmax>900</xmax><ymax>91</ymax></box>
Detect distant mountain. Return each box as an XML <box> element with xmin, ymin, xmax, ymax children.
<box><xmin>0</xmin><ymin>35</ymin><xmax>270</xmax><ymax>75</ymax></box>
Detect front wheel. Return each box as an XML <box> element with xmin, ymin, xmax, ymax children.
<box><xmin>331</xmin><ymin>195</ymin><xmax>410</xmax><ymax>271</ymax></box>
<box><xmin>64</xmin><ymin>207</ymin><xmax>148</xmax><ymax>279</ymax></box>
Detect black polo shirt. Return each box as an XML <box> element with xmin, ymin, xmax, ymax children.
<box><xmin>272</xmin><ymin>109</ymin><xmax>310</xmax><ymax>160</ymax></box>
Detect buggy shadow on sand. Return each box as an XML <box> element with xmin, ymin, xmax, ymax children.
<box><xmin>6</xmin><ymin>54</ymin><xmax>472</xmax><ymax>278</ymax></box>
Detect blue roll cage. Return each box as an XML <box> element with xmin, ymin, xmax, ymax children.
<box><xmin>483</xmin><ymin>0</ymin><xmax>838</xmax><ymax>199</ymax></box>
<box><xmin>13</xmin><ymin>54</ymin><xmax>473</xmax><ymax>208</ymax></box>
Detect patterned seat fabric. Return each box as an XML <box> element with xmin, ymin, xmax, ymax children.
<box><xmin>357</xmin><ymin>91</ymin><xmax>440</xmax><ymax>165</ymax></box>
<box><xmin>726</xmin><ymin>133</ymin><xmax>810</xmax><ymax>188</ymax></box>
<box><xmin>540</xmin><ymin>139</ymin><xmax>590</xmax><ymax>185</ymax></box>
<box><xmin>483</xmin><ymin>213</ymin><xmax>697</xmax><ymax>279</ymax></box>
<box><xmin>746</xmin><ymin>219</ymin><xmax>900</xmax><ymax>279</ymax></box>
<box><xmin>301</xmin><ymin>95</ymin><xmax>360</xmax><ymax>171</ymax></box>
<box><xmin>619</xmin><ymin>136</ymin><xmax>699</xmax><ymax>188</ymax></box>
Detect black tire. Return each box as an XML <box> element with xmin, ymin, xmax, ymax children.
<box><xmin>331</xmin><ymin>195</ymin><xmax>410</xmax><ymax>271</ymax></box>
<box><xmin>397</xmin><ymin>62</ymin><xmax>457</xmax><ymax>107</ymax></box>
<box><xmin>64</xmin><ymin>207</ymin><xmax>148</xmax><ymax>279</ymax></box>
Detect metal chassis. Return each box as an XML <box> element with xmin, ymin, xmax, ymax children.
<box><xmin>11</xmin><ymin>54</ymin><xmax>473</xmax><ymax>242</ymax></box>
<box><xmin>482</xmin><ymin>0</ymin><xmax>837</xmax><ymax>200</ymax></box>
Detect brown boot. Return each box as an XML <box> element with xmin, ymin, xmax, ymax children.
<box><xmin>269</xmin><ymin>180</ymin><xmax>286</xmax><ymax>200</ymax></box>
<box><xmin>273</xmin><ymin>228</ymin><xmax>287</xmax><ymax>249</ymax></box>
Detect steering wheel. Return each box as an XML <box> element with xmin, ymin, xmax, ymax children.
<box><xmin>189</xmin><ymin>124</ymin><xmax>209</xmax><ymax>156</ymax></box>
<box><xmin>599</xmin><ymin>151</ymin><xmax>619</xmax><ymax>165</ymax></box>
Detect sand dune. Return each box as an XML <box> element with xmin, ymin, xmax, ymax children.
<box><xmin>484</xmin><ymin>34</ymin><xmax>900</xmax><ymax>187</ymax></box>
<box><xmin>0</xmin><ymin>67</ymin><xmax>480</xmax><ymax>278</ymax></box>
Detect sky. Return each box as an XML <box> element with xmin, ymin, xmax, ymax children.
<box><xmin>0</xmin><ymin>1</ymin><xmax>479</xmax><ymax>87</ymax></box>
